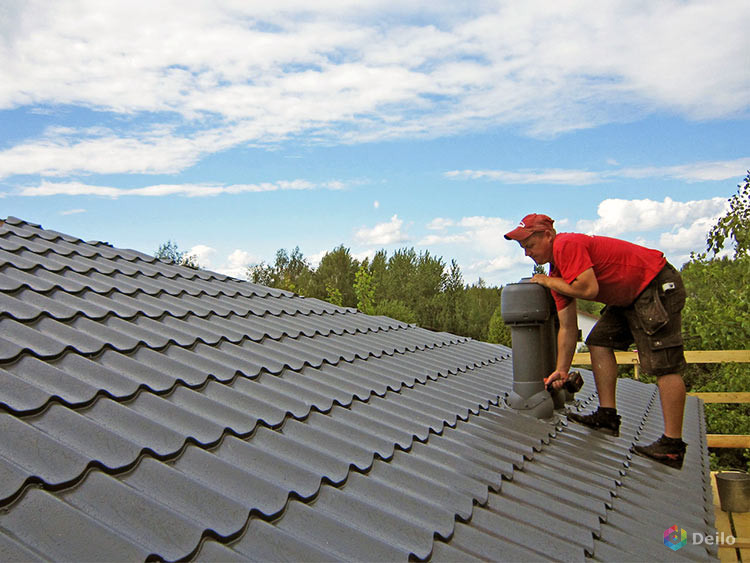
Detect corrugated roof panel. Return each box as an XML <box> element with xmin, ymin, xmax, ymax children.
<box><xmin>0</xmin><ymin>217</ymin><xmax>718</xmax><ymax>561</ymax></box>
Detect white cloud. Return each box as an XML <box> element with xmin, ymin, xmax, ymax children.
<box><xmin>0</xmin><ymin>1</ymin><xmax>748</xmax><ymax>178</ymax></box>
<box><xmin>15</xmin><ymin>179</ymin><xmax>340</xmax><ymax>198</ymax></box>
<box><xmin>188</xmin><ymin>244</ymin><xmax>216</xmax><ymax>268</ymax></box>
<box><xmin>445</xmin><ymin>158</ymin><xmax>750</xmax><ymax>186</ymax></box>
<box><xmin>417</xmin><ymin>214</ymin><xmax>527</xmax><ymax>280</ymax></box>
<box><xmin>427</xmin><ymin>217</ymin><xmax>455</xmax><ymax>230</ymax></box>
<box><xmin>618</xmin><ymin>158</ymin><xmax>750</xmax><ymax>182</ymax></box>
<box><xmin>354</xmin><ymin>214</ymin><xmax>409</xmax><ymax>245</ymax></box>
<box><xmin>468</xmin><ymin>254</ymin><xmax>530</xmax><ymax>275</ymax></box>
<box><xmin>658</xmin><ymin>217</ymin><xmax>718</xmax><ymax>254</ymax></box>
<box><xmin>307</xmin><ymin>249</ymin><xmax>328</xmax><ymax>268</ymax></box>
<box><xmin>226</xmin><ymin>249</ymin><xmax>255</xmax><ymax>268</ymax></box>
<box><xmin>190</xmin><ymin>248</ymin><xmax>260</xmax><ymax>279</ymax></box>
<box><xmin>352</xmin><ymin>248</ymin><xmax>377</xmax><ymax>263</ymax></box>
<box><xmin>60</xmin><ymin>208</ymin><xmax>85</xmax><ymax>215</ymax></box>
<box><xmin>213</xmin><ymin>249</ymin><xmax>259</xmax><ymax>279</ymax></box>
<box><xmin>445</xmin><ymin>168</ymin><xmax>603</xmax><ymax>185</ymax></box>
<box><xmin>577</xmin><ymin>196</ymin><xmax>728</xmax><ymax>235</ymax></box>
<box><xmin>373</xmin><ymin>200</ymin><xmax>380</xmax><ymax>209</ymax></box>
<box><xmin>419</xmin><ymin>215</ymin><xmax>516</xmax><ymax>251</ymax></box>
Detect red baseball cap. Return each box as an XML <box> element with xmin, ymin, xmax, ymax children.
<box><xmin>504</xmin><ymin>213</ymin><xmax>555</xmax><ymax>241</ymax></box>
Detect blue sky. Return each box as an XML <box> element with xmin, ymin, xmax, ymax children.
<box><xmin>1</xmin><ymin>1</ymin><xmax>749</xmax><ymax>286</ymax></box>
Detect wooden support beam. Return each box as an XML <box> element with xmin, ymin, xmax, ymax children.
<box><xmin>706</xmin><ymin>434</ymin><xmax>750</xmax><ymax>448</ymax></box>
<box><xmin>572</xmin><ymin>351</ymin><xmax>639</xmax><ymax>364</ymax></box>
<box><xmin>685</xmin><ymin>350</ymin><xmax>750</xmax><ymax>363</ymax></box>
<box><xmin>572</xmin><ymin>350</ymin><xmax>750</xmax><ymax>365</ymax></box>
<box><xmin>688</xmin><ymin>392</ymin><xmax>750</xmax><ymax>404</ymax></box>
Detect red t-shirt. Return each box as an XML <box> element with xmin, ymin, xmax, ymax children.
<box><xmin>550</xmin><ymin>233</ymin><xmax>666</xmax><ymax>310</ymax></box>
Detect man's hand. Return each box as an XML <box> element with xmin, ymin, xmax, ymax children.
<box><xmin>544</xmin><ymin>370</ymin><xmax>569</xmax><ymax>391</ymax></box>
<box><xmin>530</xmin><ymin>273</ymin><xmax>550</xmax><ymax>287</ymax></box>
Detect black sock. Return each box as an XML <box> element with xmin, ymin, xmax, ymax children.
<box><xmin>598</xmin><ymin>407</ymin><xmax>617</xmax><ymax>415</ymax></box>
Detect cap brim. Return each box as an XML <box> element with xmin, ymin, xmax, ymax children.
<box><xmin>504</xmin><ymin>227</ymin><xmax>532</xmax><ymax>241</ymax></box>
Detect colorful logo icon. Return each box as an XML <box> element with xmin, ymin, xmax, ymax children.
<box><xmin>664</xmin><ymin>525</ymin><xmax>687</xmax><ymax>551</ymax></box>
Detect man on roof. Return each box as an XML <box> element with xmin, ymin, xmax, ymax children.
<box><xmin>504</xmin><ymin>213</ymin><xmax>688</xmax><ymax>469</ymax></box>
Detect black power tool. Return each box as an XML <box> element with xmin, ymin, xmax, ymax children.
<box><xmin>546</xmin><ymin>370</ymin><xmax>584</xmax><ymax>394</ymax></box>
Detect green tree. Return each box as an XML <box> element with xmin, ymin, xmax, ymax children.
<box><xmin>155</xmin><ymin>240</ymin><xmax>199</xmax><ymax>269</ymax></box>
<box><xmin>706</xmin><ymin>172</ymin><xmax>750</xmax><ymax>258</ymax></box>
<box><xmin>411</xmin><ymin>250</ymin><xmax>447</xmax><ymax>329</ymax></box>
<box><xmin>354</xmin><ymin>261</ymin><xmax>376</xmax><ymax>315</ymax></box>
<box><xmin>679</xmin><ymin>174</ymin><xmax>750</xmax><ymax>470</ymax></box>
<box><xmin>486</xmin><ymin>303</ymin><xmax>512</xmax><ymax>347</ymax></box>
<box><xmin>374</xmin><ymin>299</ymin><xmax>417</xmax><ymax>324</ymax></box>
<box><xmin>325</xmin><ymin>284</ymin><xmax>344</xmax><ymax>307</ymax></box>
<box><xmin>314</xmin><ymin>245</ymin><xmax>359</xmax><ymax>307</ymax></box>
<box><xmin>437</xmin><ymin>260</ymin><xmax>466</xmax><ymax>335</ymax></box>
<box><xmin>369</xmin><ymin>250</ymin><xmax>388</xmax><ymax>303</ymax></box>
<box><xmin>461</xmin><ymin>278</ymin><xmax>502</xmax><ymax>341</ymax></box>
<box><xmin>248</xmin><ymin>247</ymin><xmax>313</xmax><ymax>293</ymax></box>
<box><xmin>681</xmin><ymin>255</ymin><xmax>750</xmax><ymax>470</ymax></box>
<box><xmin>383</xmin><ymin>248</ymin><xmax>418</xmax><ymax>303</ymax></box>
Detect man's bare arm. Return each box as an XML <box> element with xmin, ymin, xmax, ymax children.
<box><xmin>531</xmin><ymin>267</ymin><xmax>599</xmax><ymax>300</ymax></box>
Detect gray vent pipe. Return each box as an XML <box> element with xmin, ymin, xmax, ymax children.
<box><xmin>500</xmin><ymin>279</ymin><xmax>558</xmax><ymax>419</ymax></box>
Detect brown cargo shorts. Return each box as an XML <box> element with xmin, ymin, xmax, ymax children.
<box><xmin>585</xmin><ymin>263</ymin><xmax>687</xmax><ymax>377</ymax></box>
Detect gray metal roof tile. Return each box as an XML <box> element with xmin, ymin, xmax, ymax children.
<box><xmin>0</xmin><ymin>248</ymin><xmax>38</xmax><ymax>270</ymax></box>
<box><xmin>81</xmin><ymin>398</ymin><xmax>190</xmax><ymax>457</ymax></box>
<box><xmin>367</xmin><ymin>455</ymin><xmax>476</xmax><ymax>521</ymax></box>
<box><xmin>102</xmin><ymin>347</ymin><xmax>194</xmax><ymax>389</ymax></box>
<box><xmin>56</xmin><ymin>469</ymin><xmax>209</xmax><ymax>561</ymax></box>
<box><xmin>427</xmin><ymin>432</ymin><xmax>517</xmax><ymax>479</ymax></box>
<box><xmin>486</xmin><ymin>491</ymin><xmax>597</xmax><ymax>554</ymax></box>
<box><xmin>249</xmin><ymin>425</ymin><xmax>351</xmax><ymax>484</ymax></box>
<box><xmin>312</xmin><ymin>482</ymin><xmax>438</xmax><ymax>559</ymax></box>
<box><xmin>593</xmin><ymin>521</ymin><xmax>711</xmax><ymax>562</ymax></box>
<box><xmin>272</xmin><ymin>499</ymin><xmax>407</xmax><ymax>562</ymax></box>
<box><xmin>0</xmin><ymin>488</ymin><xmax>151</xmax><ymax>562</ymax></box>
<box><xmin>196</xmin><ymin>519</ymin><xmax>337</xmax><ymax>562</ymax></box>
<box><xmin>0</xmin><ymin>320</ymin><xmax>62</xmax><ymax>361</ymax></box>
<box><xmin>126</xmin><ymin>392</ymin><xmax>226</xmax><ymax>446</ymax></box>
<box><xmin>306</xmin><ymin>409</ymin><xmax>401</xmax><ymax>459</ymax></box>
<box><xmin>217</xmin><ymin>376</ymin><xmax>310</xmax><ymax>421</ymax></box>
<box><xmin>410</xmin><ymin>438</ymin><xmax>504</xmax><ymax>492</ymax></box>
<box><xmin>280</xmin><ymin>417</ymin><xmax>376</xmax><ymax>472</ymax></box>
<box><xmin>0</xmin><ymin>412</ymin><xmax>91</xmax><ymax>500</ymax></box>
<box><xmin>203</xmin><ymin>436</ymin><xmax>323</xmax><ymax>501</ymax></box>
<box><xmin>430</xmin><ymin>540</ymin><xmax>486</xmax><ymax>562</ymax></box>
<box><xmin>0</xmin><ymin>355</ymin><xmax>100</xmax><ymax>411</ymax></box>
<box><xmin>43</xmin><ymin>266</ymin><xmax>115</xmax><ymax>293</ymax></box>
<box><xmin>434</xmin><ymin>519</ymin><xmax>549</xmax><ymax>562</ymax></box>
<box><xmin>271</xmin><ymin>365</ymin><xmax>365</xmax><ymax>407</ymax></box>
<box><xmin>120</xmin><ymin>456</ymin><xmax>254</xmax><ymax>537</ymax></box>
<box><xmin>195</xmin><ymin>380</ymin><xmax>274</xmax><ymax>427</ymax></box>
<box><xmin>0</xmin><ymin>365</ymin><xmax>60</xmax><ymax>414</ymax></box>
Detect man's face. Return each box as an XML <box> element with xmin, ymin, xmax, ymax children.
<box><xmin>518</xmin><ymin>230</ymin><xmax>554</xmax><ymax>265</ymax></box>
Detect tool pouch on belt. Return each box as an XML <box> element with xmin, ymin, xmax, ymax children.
<box><xmin>633</xmin><ymin>285</ymin><xmax>668</xmax><ymax>335</ymax></box>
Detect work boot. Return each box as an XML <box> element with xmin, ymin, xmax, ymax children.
<box><xmin>632</xmin><ymin>435</ymin><xmax>686</xmax><ymax>469</ymax></box>
<box><xmin>567</xmin><ymin>407</ymin><xmax>621</xmax><ymax>437</ymax></box>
